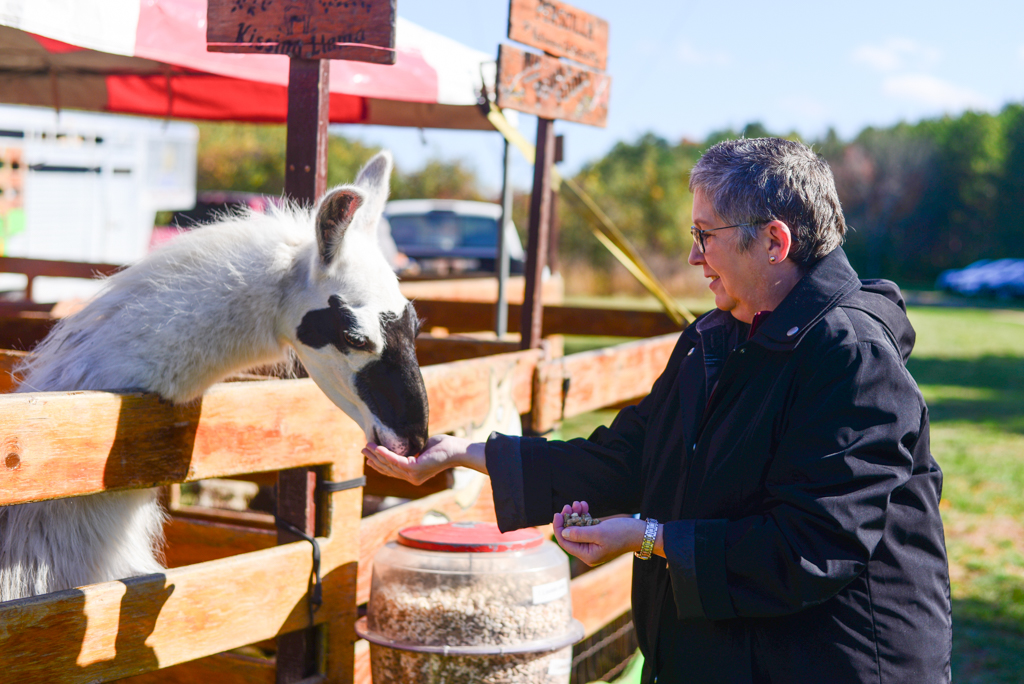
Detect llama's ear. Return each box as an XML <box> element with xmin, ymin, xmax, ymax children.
<box><xmin>315</xmin><ymin>187</ymin><xmax>365</xmax><ymax>265</ymax></box>
<box><xmin>353</xmin><ymin>150</ymin><xmax>393</xmax><ymax>222</ymax></box>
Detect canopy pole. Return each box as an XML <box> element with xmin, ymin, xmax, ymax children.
<box><xmin>520</xmin><ymin>117</ymin><xmax>554</xmax><ymax>350</ymax></box>
<box><xmin>496</xmin><ymin>138</ymin><xmax>513</xmax><ymax>338</ymax></box>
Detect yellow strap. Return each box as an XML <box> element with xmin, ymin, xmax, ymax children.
<box><xmin>485</xmin><ymin>104</ymin><xmax>694</xmax><ymax>326</ymax></box>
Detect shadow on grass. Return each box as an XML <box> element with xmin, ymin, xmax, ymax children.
<box><xmin>908</xmin><ymin>356</ymin><xmax>1024</xmax><ymax>392</ymax></box>
<box><xmin>907</xmin><ymin>356</ymin><xmax>1024</xmax><ymax>434</ymax></box>
<box><xmin>954</xmin><ymin>597</ymin><xmax>1024</xmax><ymax>684</ymax></box>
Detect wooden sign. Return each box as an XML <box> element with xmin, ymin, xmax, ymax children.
<box><xmin>508</xmin><ymin>0</ymin><xmax>608</xmax><ymax>70</ymax></box>
<box><xmin>496</xmin><ymin>43</ymin><xmax>610</xmax><ymax>128</ymax></box>
<box><xmin>207</xmin><ymin>0</ymin><xmax>397</xmax><ymax>64</ymax></box>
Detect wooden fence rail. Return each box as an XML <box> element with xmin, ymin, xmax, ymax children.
<box><xmin>0</xmin><ymin>331</ymin><xmax>678</xmax><ymax>682</ymax></box>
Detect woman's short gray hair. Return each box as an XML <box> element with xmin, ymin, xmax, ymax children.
<box><xmin>689</xmin><ymin>138</ymin><xmax>846</xmax><ymax>265</ymax></box>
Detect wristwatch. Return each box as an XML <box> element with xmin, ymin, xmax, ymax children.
<box><xmin>635</xmin><ymin>518</ymin><xmax>658</xmax><ymax>560</ymax></box>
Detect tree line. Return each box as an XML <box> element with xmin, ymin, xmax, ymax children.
<box><xmin>195</xmin><ymin>104</ymin><xmax>1024</xmax><ymax>289</ymax></box>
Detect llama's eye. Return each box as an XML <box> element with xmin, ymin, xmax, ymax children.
<box><xmin>344</xmin><ymin>332</ymin><xmax>368</xmax><ymax>349</ymax></box>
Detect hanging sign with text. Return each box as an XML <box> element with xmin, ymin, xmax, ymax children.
<box><xmin>508</xmin><ymin>0</ymin><xmax>608</xmax><ymax>70</ymax></box>
<box><xmin>207</xmin><ymin>0</ymin><xmax>396</xmax><ymax>64</ymax></box>
<box><xmin>496</xmin><ymin>43</ymin><xmax>610</xmax><ymax>127</ymax></box>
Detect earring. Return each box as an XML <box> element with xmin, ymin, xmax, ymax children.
<box><xmin>769</xmin><ymin>255</ymin><xmax>777</xmax><ymax>263</ymax></box>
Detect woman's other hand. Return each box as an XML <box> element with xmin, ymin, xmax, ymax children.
<box><xmin>553</xmin><ymin>501</ymin><xmax>653</xmax><ymax>566</ymax></box>
<box><xmin>362</xmin><ymin>434</ymin><xmax>487</xmax><ymax>485</ymax></box>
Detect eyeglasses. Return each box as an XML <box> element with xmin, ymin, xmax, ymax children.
<box><xmin>690</xmin><ymin>222</ymin><xmax>761</xmax><ymax>253</ymax></box>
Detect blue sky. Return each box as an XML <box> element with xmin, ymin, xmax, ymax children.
<box><xmin>334</xmin><ymin>0</ymin><xmax>1024</xmax><ymax>193</ymax></box>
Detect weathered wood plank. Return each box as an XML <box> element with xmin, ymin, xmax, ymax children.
<box><xmin>496</xmin><ymin>44</ymin><xmax>611</xmax><ymax>128</ymax></box>
<box><xmin>0</xmin><ymin>350</ymin><xmax>539</xmax><ymax>506</ymax></box>
<box><xmin>0</xmin><ymin>255</ymin><xmax>121</xmax><ymax>280</ymax></box>
<box><xmin>508</xmin><ymin>0</ymin><xmax>609</xmax><ymax>70</ymax></box>
<box><xmin>207</xmin><ymin>0</ymin><xmax>396</xmax><ymax>64</ymax></box>
<box><xmin>415</xmin><ymin>335</ymin><xmax>521</xmax><ymax>367</ymax></box>
<box><xmin>119</xmin><ymin>650</ymin><xmax>275</xmax><ymax>684</ymax></box>
<box><xmin>364</xmin><ymin>466</ymin><xmax>453</xmax><ymax>498</ymax></box>
<box><xmin>166</xmin><ymin>505</ymin><xmax>277</xmax><ymax>531</ymax></box>
<box><xmin>412</xmin><ymin>299</ymin><xmax>683</xmax><ymax>338</ymax></box>
<box><xmin>0</xmin><ymin>313</ymin><xmax>55</xmax><ymax>351</ymax></box>
<box><xmin>0</xmin><ymin>489</ymin><xmax>360</xmax><ymax>684</ymax></box>
<box><xmin>570</xmin><ymin>552</ymin><xmax>633</xmax><ymax>638</ymax></box>
<box><xmin>532</xmin><ymin>334</ymin><xmax>677</xmax><ymax>432</ymax></box>
<box><xmin>163</xmin><ymin>516</ymin><xmax>276</xmax><ymax>569</ymax></box>
<box><xmin>560</xmin><ymin>334</ymin><xmax>675</xmax><ymax>418</ymax></box>
<box><xmin>0</xmin><ymin>349</ymin><xmax>26</xmax><ymax>393</ymax></box>
<box><xmin>353</xmin><ymin>639</ymin><xmax>371</xmax><ymax>684</ymax></box>
<box><xmin>420</xmin><ymin>349</ymin><xmax>540</xmax><ymax>436</ymax></box>
<box><xmin>0</xmin><ymin>379</ymin><xmax>365</xmax><ymax>506</ymax></box>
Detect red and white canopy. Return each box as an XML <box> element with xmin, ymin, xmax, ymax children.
<box><xmin>0</xmin><ymin>0</ymin><xmax>496</xmax><ymax>129</ymax></box>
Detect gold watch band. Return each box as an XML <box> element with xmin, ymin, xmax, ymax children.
<box><xmin>634</xmin><ymin>518</ymin><xmax>658</xmax><ymax>560</ymax></box>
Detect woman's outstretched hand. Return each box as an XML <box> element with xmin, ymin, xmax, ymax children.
<box><xmin>362</xmin><ymin>434</ymin><xmax>488</xmax><ymax>485</ymax></box>
<box><xmin>553</xmin><ymin>501</ymin><xmax>650</xmax><ymax>566</ymax></box>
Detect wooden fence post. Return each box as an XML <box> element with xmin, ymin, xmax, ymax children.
<box><xmin>520</xmin><ymin>117</ymin><xmax>555</xmax><ymax>350</ymax></box>
<box><xmin>278</xmin><ymin>55</ymin><xmax>331</xmax><ymax>684</ymax></box>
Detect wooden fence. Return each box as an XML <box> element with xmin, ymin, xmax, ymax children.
<box><xmin>0</xmin><ymin>257</ymin><xmax>683</xmax><ymax>683</ymax></box>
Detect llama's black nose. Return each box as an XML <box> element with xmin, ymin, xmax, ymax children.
<box><xmin>407</xmin><ymin>430</ymin><xmax>428</xmax><ymax>456</ymax></box>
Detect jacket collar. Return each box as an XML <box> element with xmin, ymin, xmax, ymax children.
<box><xmin>750</xmin><ymin>247</ymin><xmax>861</xmax><ymax>350</ymax></box>
<box><xmin>681</xmin><ymin>247</ymin><xmax>861</xmax><ymax>351</ymax></box>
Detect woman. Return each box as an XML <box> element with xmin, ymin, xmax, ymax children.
<box><xmin>364</xmin><ymin>138</ymin><xmax>951</xmax><ymax>683</ymax></box>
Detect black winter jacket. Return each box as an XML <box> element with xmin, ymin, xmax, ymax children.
<box><xmin>487</xmin><ymin>248</ymin><xmax>952</xmax><ymax>683</ymax></box>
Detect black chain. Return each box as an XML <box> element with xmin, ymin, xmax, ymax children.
<box><xmin>273</xmin><ymin>475</ymin><xmax>365</xmax><ymax>627</ymax></box>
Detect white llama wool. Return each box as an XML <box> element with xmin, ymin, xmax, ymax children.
<box><xmin>0</xmin><ymin>152</ymin><xmax>429</xmax><ymax>601</ymax></box>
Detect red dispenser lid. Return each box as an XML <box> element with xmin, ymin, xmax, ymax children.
<box><xmin>397</xmin><ymin>522</ymin><xmax>544</xmax><ymax>553</ymax></box>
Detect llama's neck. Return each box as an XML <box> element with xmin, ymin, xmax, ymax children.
<box><xmin>19</xmin><ymin>219</ymin><xmax>308</xmax><ymax>403</ymax></box>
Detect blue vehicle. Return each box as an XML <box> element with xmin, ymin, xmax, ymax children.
<box><xmin>936</xmin><ymin>259</ymin><xmax>1024</xmax><ymax>299</ymax></box>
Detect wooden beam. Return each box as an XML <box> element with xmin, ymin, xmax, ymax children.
<box><xmin>363</xmin><ymin>466</ymin><xmax>453</xmax><ymax>499</ymax></box>
<box><xmin>354</xmin><ymin>640</ymin><xmax>371</xmax><ymax>684</ymax></box>
<box><xmin>0</xmin><ymin>379</ymin><xmax>365</xmax><ymax>506</ymax></box>
<box><xmin>520</xmin><ymin>116</ymin><xmax>555</xmax><ymax>350</ymax></box>
<box><xmin>284</xmin><ymin>58</ymin><xmax>330</xmax><ymax>205</ymax></box>
<box><xmin>163</xmin><ymin>516</ymin><xmax>276</xmax><ymax>568</ymax></box>
<box><xmin>166</xmin><ymin>505</ymin><xmax>276</xmax><ymax>531</ymax></box>
<box><xmin>560</xmin><ymin>334</ymin><xmax>675</xmax><ymax>418</ymax></box>
<box><xmin>414</xmin><ymin>335</ymin><xmax>521</xmax><ymax>367</ymax></box>
<box><xmin>570</xmin><ymin>552</ymin><xmax>634</xmax><ymax>638</ymax></box>
<box><xmin>118</xmin><ymin>650</ymin><xmax>275</xmax><ymax>684</ymax></box>
<box><xmin>0</xmin><ymin>349</ymin><xmax>26</xmax><ymax>393</ymax></box>
<box><xmin>0</xmin><ymin>313</ymin><xmax>55</xmax><ymax>351</ymax></box>
<box><xmin>0</xmin><ymin>505</ymin><xmax>360</xmax><ymax>684</ymax></box>
<box><xmin>419</xmin><ymin>349</ymin><xmax>540</xmax><ymax>435</ymax></box>
<box><xmin>0</xmin><ymin>255</ymin><xmax>121</xmax><ymax>280</ymax></box>
<box><xmin>0</xmin><ymin>351</ymin><xmax>540</xmax><ymax>507</ymax></box>
<box><xmin>411</xmin><ymin>300</ymin><xmax>684</xmax><ymax>338</ymax></box>
<box><xmin>531</xmin><ymin>334</ymin><xmax>677</xmax><ymax>433</ymax></box>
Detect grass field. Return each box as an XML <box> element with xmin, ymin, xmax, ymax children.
<box><xmin>559</xmin><ymin>303</ymin><xmax>1024</xmax><ymax>682</ymax></box>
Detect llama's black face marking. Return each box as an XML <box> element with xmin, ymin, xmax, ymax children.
<box><xmin>354</xmin><ymin>302</ymin><xmax>429</xmax><ymax>454</ymax></box>
<box><xmin>296</xmin><ymin>295</ymin><xmax>361</xmax><ymax>353</ymax></box>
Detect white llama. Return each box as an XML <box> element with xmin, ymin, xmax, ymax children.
<box><xmin>0</xmin><ymin>151</ymin><xmax>428</xmax><ymax>601</ymax></box>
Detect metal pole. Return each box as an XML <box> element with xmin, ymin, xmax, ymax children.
<box><xmin>495</xmin><ymin>139</ymin><xmax>513</xmax><ymax>337</ymax></box>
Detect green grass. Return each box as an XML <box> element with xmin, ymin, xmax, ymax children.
<box><xmin>907</xmin><ymin>306</ymin><xmax>1024</xmax><ymax>683</ymax></box>
<box><xmin>557</xmin><ymin>303</ymin><xmax>1024</xmax><ymax>682</ymax></box>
